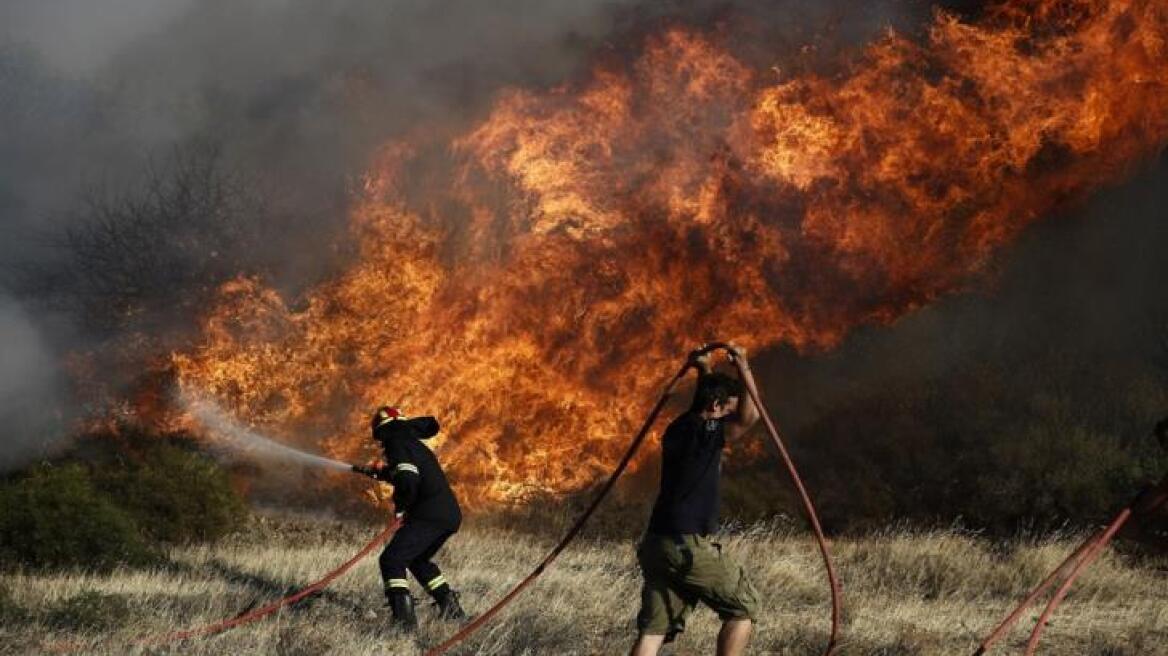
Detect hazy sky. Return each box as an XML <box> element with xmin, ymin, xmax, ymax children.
<box><xmin>2</xmin><ymin>0</ymin><xmax>195</xmax><ymax>75</ymax></box>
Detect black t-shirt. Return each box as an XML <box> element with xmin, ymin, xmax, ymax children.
<box><xmin>381</xmin><ymin>419</ymin><xmax>462</xmax><ymax>530</ymax></box>
<box><xmin>648</xmin><ymin>412</ymin><xmax>726</xmax><ymax>536</ymax></box>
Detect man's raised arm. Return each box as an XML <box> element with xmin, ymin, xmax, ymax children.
<box><xmin>726</xmin><ymin>343</ymin><xmax>759</xmax><ymax>440</ymax></box>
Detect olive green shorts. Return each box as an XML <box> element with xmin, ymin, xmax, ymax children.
<box><xmin>635</xmin><ymin>533</ymin><xmax>760</xmax><ymax>640</ymax></box>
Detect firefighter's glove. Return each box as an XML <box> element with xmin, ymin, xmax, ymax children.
<box><xmin>353</xmin><ymin>461</ymin><xmax>390</xmax><ymax>481</ymax></box>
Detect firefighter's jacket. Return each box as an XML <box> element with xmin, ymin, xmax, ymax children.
<box><xmin>376</xmin><ymin>417</ymin><xmax>462</xmax><ymax>530</ymax></box>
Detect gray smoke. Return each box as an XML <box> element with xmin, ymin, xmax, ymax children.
<box><xmin>1</xmin><ymin>0</ymin><xmax>650</xmax><ymax>269</ymax></box>
<box><xmin>0</xmin><ymin>295</ymin><xmax>65</xmax><ymax>470</ymax></box>
<box><xmin>1</xmin><ymin>0</ymin><xmax>194</xmax><ymax>75</ymax></box>
<box><xmin>0</xmin><ymin>0</ymin><xmax>922</xmax><ymax>270</ymax></box>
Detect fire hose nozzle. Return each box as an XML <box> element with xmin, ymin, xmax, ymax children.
<box><xmin>352</xmin><ymin>464</ymin><xmax>380</xmax><ymax>478</ymax></box>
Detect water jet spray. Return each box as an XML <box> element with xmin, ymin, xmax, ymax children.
<box><xmin>181</xmin><ymin>391</ymin><xmax>353</xmax><ymax>472</ymax></box>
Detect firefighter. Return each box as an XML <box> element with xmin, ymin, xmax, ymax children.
<box><xmin>359</xmin><ymin>406</ymin><xmax>466</xmax><ymax>630</ymax></box>
<box><xmin>629</xmin><ymin>344</ymin><xmax>761</xmax><ymax>656</ymax></box>
<box><xmin>1120</xmin><ymin>416</ymin><xmax>1168</xmax><ymax>550</ymax></box>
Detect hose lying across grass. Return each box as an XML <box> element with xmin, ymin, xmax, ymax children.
<box><xmin>138</xmin><ymin>518</ymin><xmax>402</xmax><ymax>647</ymax></box>
<box><xmin>973</xmin><ymin>477</ymin><xmax>1168</xmax><ymax>655</ymax></box>
<box><xmin>45</xmin><ymin>519</ymin><xmax>401</xmax><ymax>653</ymax></box>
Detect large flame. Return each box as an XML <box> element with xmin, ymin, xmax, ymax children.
<box><xmin>172</xmin><ymin>0</ymin><xmax>1168</xmax><ymax>504</ymax></box>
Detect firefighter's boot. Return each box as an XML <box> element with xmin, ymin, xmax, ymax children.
<box><xmin>386</xmin><ymin>590</ymin><xmax>418</xmax><ymax>631</ymax></box>
<box><xmin>432</xmin><ymin>586</ymin><xmax>467</xmax><ymax>621</ymax></box>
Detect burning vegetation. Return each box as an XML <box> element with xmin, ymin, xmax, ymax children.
<box><xmin>160</xmin><ymin>0</ymin><xmax>1168</xmax><ymax>506</ymax></box>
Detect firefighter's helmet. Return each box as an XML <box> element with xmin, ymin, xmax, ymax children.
<box><xmin>371</xmin><ymin>405</ymin><xmax>407</xmax><ymax>433</ymax></box>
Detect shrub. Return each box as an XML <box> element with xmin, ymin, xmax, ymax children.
<box><xmin>92</xmin><ymin>440</ymin><xmax>248</xmax><ymax>544</ymax></box>
<box><xmin>788</xmin><ymin>353</ymin><xmax>1167</xmax><ymax>535</ymax></box>
<box><xmin>0</xmin><ymin>464</ymin><xmax>154</xmax><ymax>570</ymax></box>
<box><xmin>0</xmin><ymin>433</ymin><xmax>249</xmax><ymax>571</ymax></box>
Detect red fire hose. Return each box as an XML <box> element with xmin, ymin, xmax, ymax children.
<box><xmin>136</xmin><ymin>517</ymin><xmax>401</xmax><ymax>647</ymax></box>
<box><xmin>46</xmin><ymin>518</ymin><xmax>401</xmax><ymax>652</ymax></box>
<box><xmin>720</xmin><ymin>344</ymin><xmax>843</xmax><ymax>655</ymax></box>
<box><xmin>426</xmin><ymin>342</ymin><xmax>842</xmax><ymax>656</ymax></box>
<box><xmin>971</xmin><ymin>531</ymin><xmax>1099</xmax><ymax>655</ymax></box>
<box><xmin>973</xmin><ymin>479</ymin><xmax>1168</xmax><ymax>655</ymax></box>
<box><xmin>1021</xmin><ymin>509</ymin><xmax>1132</xmax><ymax>655</ymax></box>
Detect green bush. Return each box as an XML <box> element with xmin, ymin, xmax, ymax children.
<box><xmin>92</xmin><ymin>441</ymin><xmax>248</xmax><ymax>544</ymax></box>
<box><xmin>0</xmin><ymin>433</ymin><xmax>250</xmax><ymax>571</ymax></box>
<box><xmin>0</xmin><ymin>464</ymin><xmax>154</xmax><ymax>570</ymax></box>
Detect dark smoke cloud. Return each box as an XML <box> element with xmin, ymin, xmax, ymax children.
<box><xmin>2</xmin><ymin>0</ymin><xmax>654</xmax><ymax>271</ymax></box>
<box><xmin>1</xmin><ymin>0</ymin><xmax>923</xmax><ymax>271</ymax></box>
<box><xmin>765</xmin><ymin>154</ymin><xmax>1168</xmax><ymax>434</ymax></box>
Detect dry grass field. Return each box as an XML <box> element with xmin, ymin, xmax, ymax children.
<box><xmin>2</xmin><ymin>514</ymin><xmax>1166</xmax><ymax>655</ymax></box>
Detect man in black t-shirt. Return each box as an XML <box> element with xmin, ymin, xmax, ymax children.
<box><xmin>360</xmin><ymin>406</ymin><xmax>466</xmax><ymax>631</ymax></box>
<box><xmin>630</xmin><ymin>344</ymin><xmax>761</xmax><ymax>656</ymax></box>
